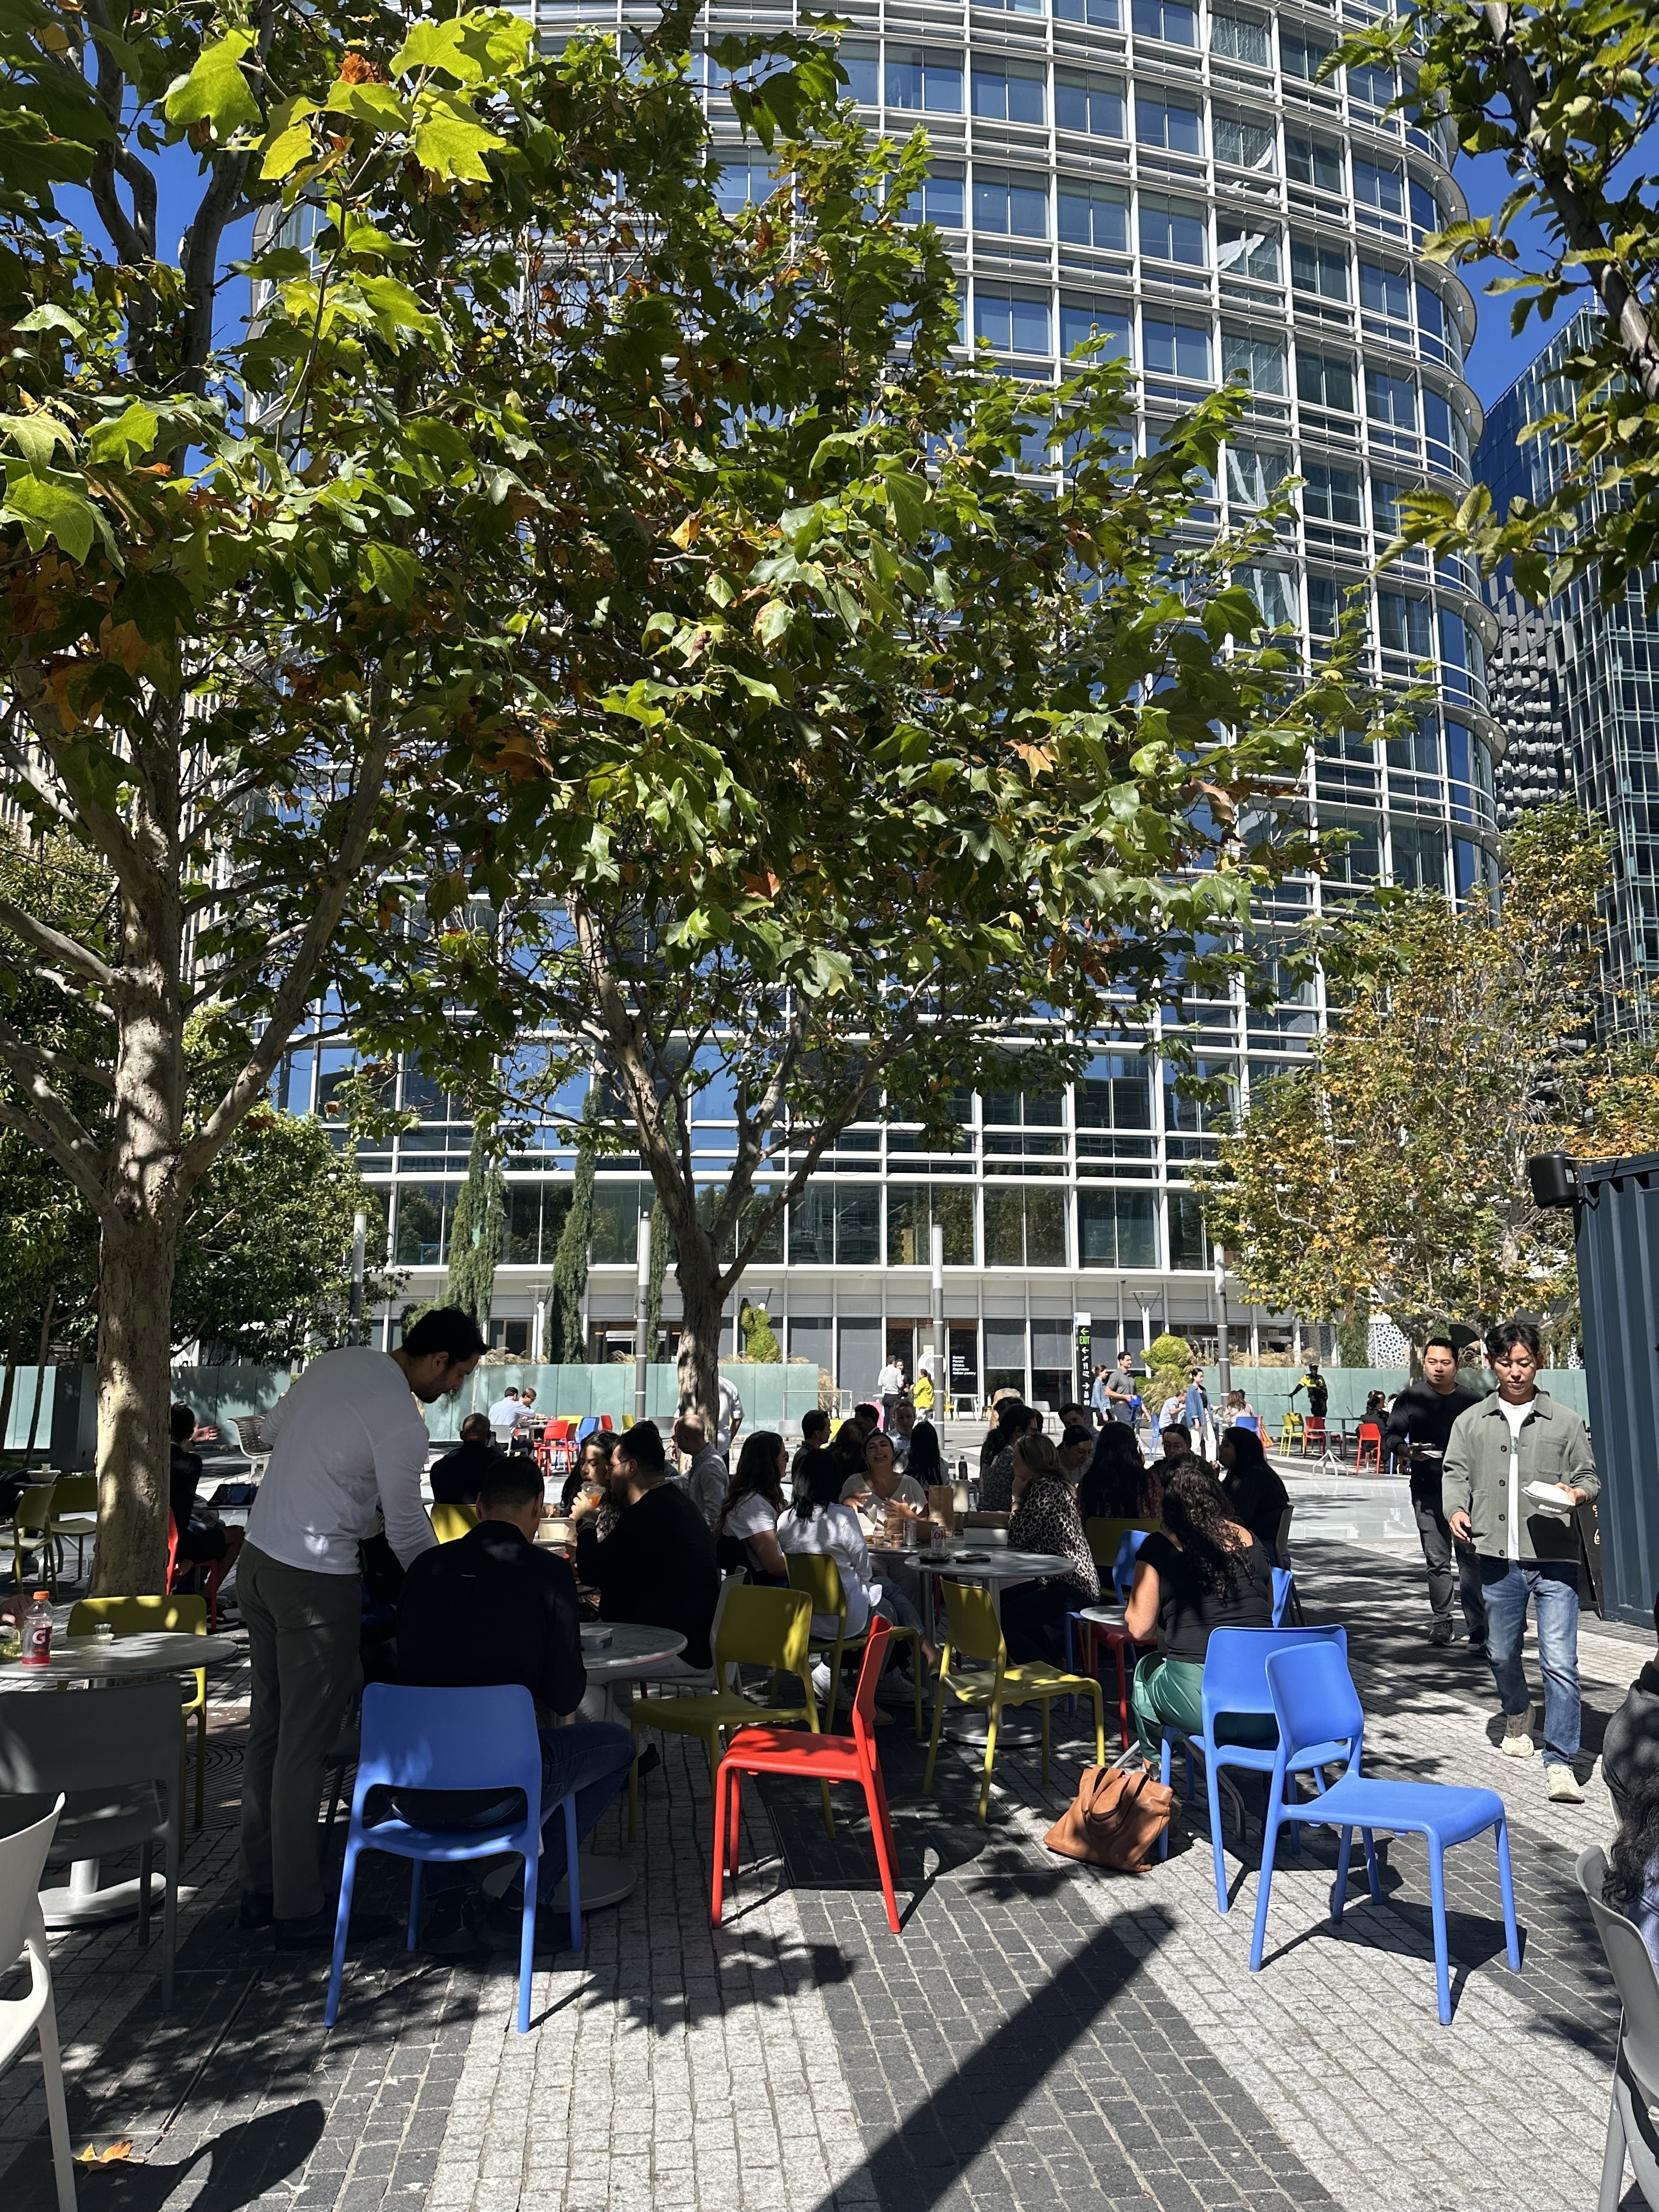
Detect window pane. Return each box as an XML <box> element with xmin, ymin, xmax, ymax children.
<box><xmin>1216</xmin><ymin>224</ymin><xmax>1281</xmax><ymax>282</ymax></box>
<box><xmin>1079</xmin><ymin>1190</ymin><xmax>1158</xmax><ymax>1268</ymax></box>
<box><xmin>505</xmin><ymin>1183</ymin><xmax>540</xmax><ymax>1264</ymax></box>
<box><xmin>1133</xmin><ymin>0</ymin><xmax>1196</xmax><ymax>44</ymax></box>
<box><xmin>1359</xmin><ymin>261</ymin><xmax>1409</xmax><ymax>318</ymax></box>
<box><xmin>395</xmin><ymin>1183</ymin><xmax>447</xmax><ymax>1266</ymax></box>
<box><xmin>834</xmin><ymin>1185</ymin><xmax>880</xmax><ymax>1265</ymax></box>
<box><xmin>1285</xmin><ymin>136</ymin><xmax>1343</xmax><ymax>191</ymax></box>
<box><xmin>1222</xmin><ymin>331</ymin><xmax>1285</xmax><ymax>392</ymax></box>
<box><xmin>1026</xmin><ymin>1190</ymin><xmax>1066</xmax><ymax>1267</ymax></box>
<box><xmin>1060</xmin><ymin>300</ymin><xmax>1131</xmax><ymax>357</ymax></box>
<box><xmin>1167</xmin><ymin>1192</ymin><xmax>1210</xmax><ymax>1270</ymax></box>
<box><xmin>1056</xmin><ymin>0</ymin><xmax>1121</xmax><ymax>22</ymax></box>
<box><xmin>1144</xmin><ymin>318</ymin><xmax>1210</xmax><ymax>380</ymax></box>
<box><xmin>984</xmin><ymin>1188</ymin><xmax>1025</xmax><ymax>1267</ymax></box>
<box><xmin>1211</xmin><ymin>11</ymin><xmax>1269</xmax><ymax>65</ymax></box>
<box><xmin>1058</xmin><ymin>189</ymin><xmax>1129</xmax><ymax>250</ymax></box>
<box><xmin>1214</xmin><ymin>116</ymin><xmax>1275</xmax><ymax>171</ymax></box>
<box><xmin>1056</xmin><ymin>72</ymin><xmax>1125</xmax><ymax>138</ymax></box>
<box><xmin>787</xmin><ymin>1183</ymin><xmax>835</xmax><ymax>1263</ymax></box>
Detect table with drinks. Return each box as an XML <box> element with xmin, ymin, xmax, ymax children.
<box><xmin>864</xmin><ymin>1513</ymin><xmax>1073</xmax><ymax>1639</ymax></box>
<box><xmin>1</xmin><ymin>1608</ymin><xmax>240</xmax><ymax>1926</ymax></box>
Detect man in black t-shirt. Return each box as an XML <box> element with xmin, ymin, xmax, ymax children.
<box><xmin>1383</xmin><ymin>1336</ymin><xmax>1485</xmax><ymax>1650</ymax></box>
<box><xmin>572</xmin><ymin>1421</ymin><xmax>719</xmax><ymax>1671</ymax></box>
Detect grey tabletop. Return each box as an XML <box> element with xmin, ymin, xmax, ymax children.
<box><xmin>580</xmin><ymin>1623</ymin><xmax>687</xmax><ymax>1679</ymax></box>
<box><xmin>869</xmin><ymin>1544</ymin><xmax>1074</xmax><ymax>1582</ymax></box>
<box><xmin>0</xmin><ymin>1629</ymin><xmax>239</xmax><ymax>1687</ymax></box>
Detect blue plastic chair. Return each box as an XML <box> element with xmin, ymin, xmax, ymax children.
<box><xmin>1271</xmin><ymin>1568</ymin><xmax>1294</xmax><ymax>1627</ymax></box>
<box><xmin>1158</xmin><ymin>1624</ymin><xmax>1347</xmax><ymax>1896</ymax></box>
<box><xmin>324</xmin><ymin>1683</ymin><xmax>580</xmax><ymax>2035</ymax></box>
<box><xmin>1235</xmin><ymin>1415</ymin><xmax>1260</xmax><ymax>1435</ymax></box>
<box><xmin>1251</xmin><ymin>1641</ymin><xmax>1520</xmax><ymax>2024</ymax></box>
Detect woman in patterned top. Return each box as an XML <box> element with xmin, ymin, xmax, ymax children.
<box><xmin>1002</xmin><ymin>1432</ymin><xmax>1101</xmax><ymax>1663</ymax></box>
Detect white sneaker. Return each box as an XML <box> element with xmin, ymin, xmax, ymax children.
<box><xmin>810</xmin><ymin>1662</ymin><xmax>832</xmax><ymax>1699</ymax></box>
<box><xmin>1500</xmin><ymin>1712</ymin><xmax>1536</xmax><ymax>1759</ymax></box>
<box><xmin>1547</xmin><ymin>1765</ymin><xmax>1585</xmax><ymax>1804</ymax></box>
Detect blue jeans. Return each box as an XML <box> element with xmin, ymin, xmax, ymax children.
<box><xmin>1481</xmin><ymin>1560</ymin><xmax>1581</xmax><ymax>1766</ymax></box>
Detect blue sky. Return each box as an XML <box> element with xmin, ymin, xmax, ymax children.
<box><xmin>1455</xmin><ymin>148</ymin><xmax>1576</xmax><ymax>413</ymax></box>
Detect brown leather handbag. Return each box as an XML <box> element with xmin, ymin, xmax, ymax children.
<box><xmin>1044</xmin><ymin>1763</ymin><xmax>1173</xmax><ymax>1872</ymax></box>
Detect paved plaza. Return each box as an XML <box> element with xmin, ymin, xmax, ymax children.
<box><xmin>0</xmin><ymin>1521</ymin><xmax>1643</xmax><ymax>2212</ymax></box>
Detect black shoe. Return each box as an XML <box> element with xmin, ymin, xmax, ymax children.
<box><xmin>421</xmin><ymin>1898</ymin><xmax>480</xmax><ymax>1958</ymax></box>
<box><xmin>1429</xmin><ymin>1622</ymin><xmax>1454</xmax><ymax>1646</ymax></box>
<box><xmin>635</xmin><ymin>1744</ymin><xmax>661</xmax><ymax>1779</ymax></box>
<box><xmin>238</xmin><ymin>1891</ymin><xmax>274</xmax><ymax>1930</ymax></box>
<box><xmin>274</xmin><ymin>1907</ymin><xmax>397</xmax><ymax>1951</ymax></box>
<box><xmin>1468</xmin><ymin>1643</ymin><xmax>1489</xmax><ymax>1661</ymax></box>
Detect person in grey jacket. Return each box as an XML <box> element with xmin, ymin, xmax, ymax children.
<box><xmin>1443</xmin><ymin>1318</ymin><xmax>1598</xmax><ymax>1803</ymax></box>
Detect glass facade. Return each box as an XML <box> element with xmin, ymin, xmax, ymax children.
<box><xmin>1480</xmin><ymin>309</ymin><xmax>1658</xmax><ymax>1025</ymax></box>
<box><xmin>305</xmin><ymin>0</ymin><xmax>1499</xmax><ymax>1387</ymax></box>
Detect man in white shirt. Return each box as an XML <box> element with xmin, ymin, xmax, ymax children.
<box><xmin>486</xmin><ymin>1385</ymin><xmax>522</xmax><ymax>1432</ymax></box>
<box><xmin>238</xmin><ymin>1307</ymin><xmax>486</xmax><ymax>1945</ymax></box>
<box><xmin>715</xmin><ymin>1374</ymin><xmax>744</xmax><ymax>1456</ymax></box>
<box><xmin>673</xmin><ymin>1414</ymin><xmax>729</xmax><ymax>1531</ymax></box>
<box><xmin>875</xmin><ymin>1356</ymin><xmax>905</xmax><ymax>1423</ymax></box>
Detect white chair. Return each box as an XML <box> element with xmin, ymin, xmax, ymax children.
<box><xmin>0</xmin><ymin>1797</ymin><xmax>77</xmax><ymax>2212</ymax></box>
<box><xmin>0</xmin><ymin>1683</ymin><xmax>183</xmax><ymax>2010</ymax></box>
<box><xmin>232</xmin><ymin>1414</ymin><xmax>272</xmax><ymax>1481</ymax></box>
<box><xmin>1577</xmin><ymin>1846</ymin><xmax>1659</xmax><ymax>2210</ymax></box>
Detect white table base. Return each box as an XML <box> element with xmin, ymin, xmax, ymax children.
<box><xmin>40</xmin><ymin>1859</ymin><xmax>196</xmax><ymax>1929</ymax></box>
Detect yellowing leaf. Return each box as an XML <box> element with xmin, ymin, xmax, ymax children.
<box><xmin>86</xmin><ymin>402</ymin><xmax>160</xmax><ymax>468</ymax></box>
<box><xmin>163</xmin><ymin>32</ymin><xmax>260</xmax><ymax>137</ymax></box>
<box><xmin>412</xmin><ymin>95</ymin><xmax>505</xmax><ymax>182</ymax></box>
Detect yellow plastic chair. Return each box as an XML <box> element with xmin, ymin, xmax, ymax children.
<box><xmin>1278</xmin><ymin>1410</ymin><xmax>1304</xmax><ymax>1453</ymax></box>
<box><xmin>1083</xmin><ymin>1517</ymin><xmax>1159</xmax><ymax>1578</ymax></box>
<box><xmin>786</xmin><ymin>1554</ymin><xmax>925</xmax><ymax>1740</ymax></box>
<box><xmin>69</xmin><ymin>1594</ymin><xmax>210</xmax><ymax>1829</ymax></box>
<box><xmin>923</xmin><ymin>1581</ymin><xmax>1107</xmax><ymax>1826</ymax></box>
<box><xmin>49</xmin><ymin>1475</ymin><xmax>98</xmax><ymax>1581</ymax></box>
<box><xmin>9</xmin><ymin>1484</ymin><xmax>58</xmax><ymax>1595</ymax></box>
<box><xmin>628</xmin><ymin>1584</ymin><xmax>832</xmax><ymax>1840</ymax></box>
<box><xmin>430</xmin><ymin>1503</ymin><xmax>478</xmax><ymax>1544</ymax></box>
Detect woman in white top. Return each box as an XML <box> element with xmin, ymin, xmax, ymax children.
<box><xmin>778</xmin><ymin>1449</ymin><xmax>937</xmax><ymax>1670</ymax></box>
<box><xmin>716</xmin><ymin>1431</ymin><xmax>788</xmax><ymax>1584</ymax></box>
<box><xmin>841</xmin><ymin>1429</ymin><xmax>927</xmax><ymax>1533</ymax></box>
<box><xmin>777</xmin><ymin>1448</ymin><xmax>879</xmax><ymax>1635</ymax></box>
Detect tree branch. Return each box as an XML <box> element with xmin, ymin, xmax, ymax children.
<box><xmin>0</xmin><ymin>893</ymin><xmax>116</xmax><ymax>992</ymax></box>
<box><xmin>0</xmin><ymin>1029</ymin><xmax>108</xmax><ymax>1211</ymax></box>
<box><xmin>1482</xmin><ymin>2</ymin><xmax>1659</xmax><ymax>404</ymax></box>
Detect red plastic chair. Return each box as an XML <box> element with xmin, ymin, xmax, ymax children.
<box><xmin>1355</xmin><ymin>1421</ymin><xmax>1383</xmax><ymax>1474</ymax></box>
<box><xmin>712</xmin><ymin>1617</ymin><xmax>904</xmax><ymax>1934</ymax></box>
<box><xmin>165</xmin><ymin>1513</ymin><xmax>179</xmax><ymax>1593</ymax></box>
<box><xmin>1299</xmin><ymin>1417</ymin><xmax>1328</xmax><ymax>1458</ymax></box>
<box><xmin>1090</xmin><ymin>1620</ymin><xmax>1158</xmax><ymax>1751</ymax></box>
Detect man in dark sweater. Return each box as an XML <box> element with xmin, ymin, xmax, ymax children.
<box><xmin>572</xmin><ymin>1420</ymin><xmax>719</xmax><ymax>1672</ymax></box>
<box><xmin>1384</xmin><ymin>1336</ymin><xmax>1485</xmax><ymax>1650</ymax></box>
<box><xmin>428</xmin><ymin>1412</ymin><xmax>507</xmax><ymax>1506</ymax></box>
<box><xmin>397</xmin><ymin>1458</ymin><xmax>634</xmax><ymax>1950</ymax></box>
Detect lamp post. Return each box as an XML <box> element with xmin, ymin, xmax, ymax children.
<box><xmin>1215</xmin><ymin>1248</ymin><xmax>1231</xmax><ymax>1402</ymax></box>
<box><xmin>348</xmin><ymin>1210</ymin><xmax>366</xmax><ymax>1344</ymax></box>
<box><xmin>930</xmin><ymin>1222</ymin><xmax>945</xmax><ymax>1412</ymax></box>
<box><xmin>634</xmin><ymin>1210</ymin><xmax>651</xmax><ymax>1427</ymax></box>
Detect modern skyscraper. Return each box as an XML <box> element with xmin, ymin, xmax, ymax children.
<box><xmin>1479</xmin><ymin>308</ymin><xmax>1658</xmax><ymax>1025</ymax></box>
<box><xmin>294</xmin><ymin>1</ymin><xmax>1497</xmax><ymax>1395</ymax></box>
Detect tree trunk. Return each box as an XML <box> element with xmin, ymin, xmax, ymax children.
<box><xmin>92</xmin><ymin>1208</ymin><xmax>180</xmax><ymax>1595</ymax></box>
<box><xmin>674</xmin><ymin>1256</ymin><xmax>727</xmax><ymax>1437</ymax></box>
<box><xmin>91</xmin><ymin>857</ymin><xmax>187</xmax><ymax>1599</ymax></box>
<box><xmin>0</xmin><ymin>1313</ymin><xmax>21</xmax><ymax>1452</ymax></box>
<box><xmin>22</xmin><ymin>1287</ymin><xmax>55</xmax><ymax>1459</ymax></box>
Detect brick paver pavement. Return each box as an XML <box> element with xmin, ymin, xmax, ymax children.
<box><xmin>0</xmin><ymin>1534</ymin><xmax>1643</xmax><ymax>2211</ymax></box>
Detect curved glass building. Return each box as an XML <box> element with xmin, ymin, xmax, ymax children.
<box><xmin>321</xmin><ymin>2</ymin><xmax>1504</xmax><ymax>1394</ymax></box>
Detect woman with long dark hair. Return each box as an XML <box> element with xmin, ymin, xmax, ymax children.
<box><xmin>1217</xmin><ymin>1424</ymin><xmax>1290</xmax><ymax>1558</ymax></box>
<box><xmin>1121</xmin><ymin>1455</ymin><xmax>1274</xmax><ymax>1761</ymax></box>
<box><xmin>1605</xmin><ymin>1772</ymin><xmax>1659</xmax><ymax>1966</ymax></box>
<box><xmin>1079</xmin><ymin>1420</ymin><xmax>1161</xmax><ymax>1524</ymax></box>
<box><xmin>904</xmin><ymin>1419</ymin><xmax>945</xmax><ymax>1493</ymax></box>
<box><xmin>777</xmin><ymin>1448</ymin><xmax>937</xmax><ymax>1675</ymax></box>
<box><xmin>716</xmin><ymin>1430</ymin><xmax>788</xmax><ymax>1583</ymax></box>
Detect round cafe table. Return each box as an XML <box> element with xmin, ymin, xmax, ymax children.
<box><xmin>868</xmin><ymin>1539</ymin><xmax>1074</xmax><ymax>1746</ymax></box>
<box><xmin>481</xmin><ymin>1621</ymin><xmax>686</xmax><ymax>1914</ymax></box>
<box><xmin>0</xmin><ymin>1630</ymin><xmax>239</xmax><ymax>1927</ymax></box>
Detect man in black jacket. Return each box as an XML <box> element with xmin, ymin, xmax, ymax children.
<box><xmin>397</xmin><ymin>1458</ymin><xmax>634</xmax><ymax>1949</ymax></box>
<box><xmin>1604</xmin><ymin>1593</ymin><xmax>1659</xmax><ymax>1820</ymax></box>
<box><xmin>572</xmin><ymin>1421</ymin><xmax>719</xmax><ymax>1672</ymax></box>
<box><xmin>1385</xmin><ymin>1336</ymin><xmax>1485</xmax><ymax>1650</ymax></box>
<box><xmin>428</xmin><ymin>1412</ymin><xmax>507</xmax><ymax>1506</ymax></box>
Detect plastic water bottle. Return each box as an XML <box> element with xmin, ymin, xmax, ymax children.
<box><xmin>21</xmin><ymin>1590</ymin><xmax>53</xmax><ymax>1667</ymax></box>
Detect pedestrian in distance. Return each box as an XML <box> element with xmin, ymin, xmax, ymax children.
<box><xmin>1383</xmin><ymin>1336</ymin><xmax>1485</xmax><ymax>1651</ymax></box>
